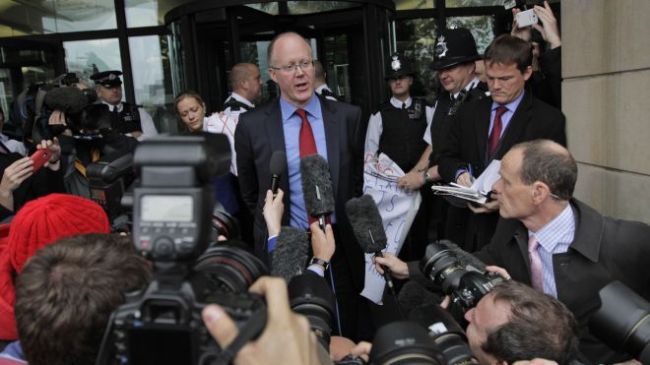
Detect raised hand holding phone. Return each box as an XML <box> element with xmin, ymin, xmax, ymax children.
<box><xmin>30</xmin><ymin>149</ymin><xmax>53</xmax><ymax>172</ymax></box>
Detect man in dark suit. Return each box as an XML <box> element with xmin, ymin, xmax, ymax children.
<box><xmin>235</xmin><ymin>31</ymin><xmax>364</xmax><ymax>339</ymax></box>
<box><xmin>438</xmin><ymin>34</ymin><xmax>566</xmax><ymax>251</ymax></box>
<box><xmin>476</xmin><ymin>139</ymin><xmax>650</xmax><ymax>364</ymax></box>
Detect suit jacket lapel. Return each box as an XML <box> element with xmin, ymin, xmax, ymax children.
<box><xmin>265</xmin><ymin>100</ymin><xmax>290</xmax><ymax>195</ymax></box>
<box><xmin>320</xmin><ymin>97</ymin><xmax>340</xmax><ymax>198</ymax></box>
<box><xmin>475</xmin><ymin>99</ymin><xmax>491</xmax><ymax>165</ymax></box>
<box><xmin>496</xmin><ymin>90</ymin><xmax>533</xmax><ymax>157</ymax></box>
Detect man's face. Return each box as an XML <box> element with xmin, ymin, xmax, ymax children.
<box><xmin>486</xmin><ymin>61</ymin><xmax>532</xmax><ymax>104</ymax></box>
<box><xmin>438</xmin><ymin>62</ymin><xmax>475</xmax><ymax>94</ymax></box>
<box><xmin>244</xmin><ymin>66</ymin><xmax>263</xmax><ymax>102</ymax></box>
<box><xmin>96</xmin><ymin>84</ymin><xmax>122</xmax><ymax>105</ymax></box>
<box><xmin>268</xmin><ymin>34</ymin><xmax>315</xmax><ymax>107</ymax></box>
<box><xmin>492</xmin><ymin>148</ymin><xmax>536</xmax><ymax>220</ymax></box>
<box><xmin>464</xmin><ymin>293</ymin><xmax>512</xmax><ymax>365</ymax></box>
<box><xmin>388</xmin><ymin>75</ymin><xmax>412</xmax><ymax>99</ymax></box>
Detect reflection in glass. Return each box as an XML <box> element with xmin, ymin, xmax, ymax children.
<box><xmin>64</xmin><ymin>39</ymin><xmax>122</xmax><ymax>81</ymax></box>
<box><xmin>239</xmin><ymin>41</ymin><xmax>275</xmax><ymax>102</ymax></box>
<box><xmin>394</xmin><ymin>18</ymin><xmax>438</xmax><ymax>100</ymax></box>
<box><xmin>286</xmin><ymin>1</ymin><xmax>357</xmax><ymax>15</ymax></box>
<box><xmin>322</xmin><ymin>35</ymin><xmax>352</xmax><ymax>103</ymax></box>
<box><xmin>125</xmin><ymin>0</ymin><xmax>196</xmax><ymax>28</ymax></box>
<box><xmin>395</xmin><ymin>0</ymin><xmax>435</xmax><ymax>10</ymax></box>
<box><xmin>129</xmin><ymin>35</ymin><xmax>176</xmax><ymax>133</ymax></box>
<box><xmin>446</xmin><ymin>0</ymin><xmax>504</xmax><ymax>7</ymax></box>
<box><xmin>446</xmin><ymin>16</ymin><xmax>495</xmax><ymax>54</ymax></box>
<box><xmin>244</xmin><ymin>3</ymin><xmax>279</xmax><ymax>15</ymax></box>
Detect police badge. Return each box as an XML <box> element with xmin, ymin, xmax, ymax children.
<box><xmin>391</xmin><ymin>55</ymin><xmax>402</xmax><ymax>71</ymax></box>
<box><xmin>435</xmin><ymin>35</ymin><xmax>448</xmax><ymax>59</ymax></box>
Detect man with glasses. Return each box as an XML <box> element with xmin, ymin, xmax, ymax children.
<box><xmin>235</xmin><ymin>32</ymin><xmax>365</xmax><ymax>340</ymax></box>
<box><xmin>365</xmin><ymin>54</ymin><xmax>434</xmax><ymax>260</ymax></box>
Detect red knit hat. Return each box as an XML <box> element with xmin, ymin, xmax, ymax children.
<box><xmin>0</xmin><ymin>193</ymin><xmax>110</xmax><ymax>340</ymax></box>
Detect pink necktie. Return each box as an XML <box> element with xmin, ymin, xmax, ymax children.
<box><xmin>528</xmin><ymin>235</ymin><xmax>544</xmax><ymax>292</ymax></box>
<box><xmin>488</xmin><ymin>106</ymin><xmax>507</xmax><ymax>157</ymax></box>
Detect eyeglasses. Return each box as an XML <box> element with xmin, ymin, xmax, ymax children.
<box><xmin>269</xmin><ymin>60</ymin><xmax>314</xmax><ymax>73</ymax></box>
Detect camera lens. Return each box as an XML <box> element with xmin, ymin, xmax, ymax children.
<box><xmin>420</xmin><ymin>242</ymin><xmax>465</xmax><ymax>293</ymax></box>
<box><xmin>288</xmin><ymin>273</ymin><xmax>335</xmax><ymax>349</ymax></box>
<box><xmin>192</xmin><ymin>241</ymin><xmax>268</xmax><ymax>297</ymax></box>
<box><xmin>370</xmin><ymin>321</ymin><xmax>444</xmax><ymax>365</ymax></box>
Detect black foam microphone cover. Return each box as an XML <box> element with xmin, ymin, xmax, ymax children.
<box><xmin>345</xmin><ymin>194</ymin><xmax>387</xmax><ymax>253</ymax></box>
<box><xmin>269</xmin><ymin>150</ymin><xmax>286</xmax><ymax>195</ymax></box>
<box><xmin>300</xmin><ymin>154</ymin><xmax>335</xmax><ymax>217</ymax></box>
<box><xmin>398</xmin><ymin>280</ymin><xmax>441</xmax><ymax>316</ymax></box>
<box><xmin>271</xmin><ymin>226</ymin><xmax>310</xmax><ymax>283</ymax></box>
<box><xmin>44</xmin><ymin>86</ymin><xmax>87</xmax><ymax>114</ymax></box>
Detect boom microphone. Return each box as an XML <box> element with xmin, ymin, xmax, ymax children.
<box><xmin>345</xmin><ymin>194</ymin><xmax>398</xmax><ymax>300</ymax></box>
<box><xmin>397</xmin><ymin>280</ymin><xmax>441</xmax><ymax>316</ymax></box>
<box><xmin>44</xmin><ymin>86</ymin><xmax>88</xmax><ymax>115</ymax></box>
<box><xmin>269</xmin><ymin>151</ymin><xmax>286</xmax><ymax>196</ymax></box>
<box><xmin>271</xmin><ymin>226</ymin><xmax>310</xmax><ymax>283</ymax></box>
<box><xmin>300</xmin><ymin>154</ymin><xmax>335</xmax><ymax>230</ymax></box>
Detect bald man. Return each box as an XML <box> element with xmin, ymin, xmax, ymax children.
<box><xmin>223</xmin><ymin>63</ymin><xmax>263</xmax><ymax>119</ymax></box>
<box><xmin>235</xmin><ymin>31</ymin><xmax>365</xmax><ymax>340</ymax></box>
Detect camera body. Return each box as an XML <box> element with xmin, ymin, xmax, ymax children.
<box><xmin>420</xmin><ymin>241</ymin><xmax>503</xmax><ymax>311</ymax></box>
<box><xmin>96</xmin><ymin>135</ymin><xmax>266</xmax><ymax>365</ymax></box>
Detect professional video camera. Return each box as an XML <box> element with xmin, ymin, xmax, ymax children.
<box><xmin>590</xmin><ymin>281</ymin><xmax>650</xmax><ymax>364</ymax></box>
<box><xmin>96</xmin><ymin>135</ymin><xmax>268</xmax><ymax>365</ymax></box>
<box><xmin>420</xmin><ymin>241</ymin><xmax>503</xmax><ymax>311</ymax></box>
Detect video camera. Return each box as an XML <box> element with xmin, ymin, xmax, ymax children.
<box><xmin>420</xmin><ymin>241</ymin><xmax>504</xmax><ymax>311</ymax></box>
<box><xmin>96</xmin><ymin>135</ymin><xmax>269</xmax><ymax>365</ymax></box>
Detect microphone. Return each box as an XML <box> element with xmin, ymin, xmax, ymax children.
<box><xmin>344</xmin><ymin>194</ymin><xmax>399</xmax><ymax>300</ymax></box>
<box><xmin>400</xmin><ymin>281</ymin><xmax>478</xmax><ymax>365</ymax></box>
<box><xmin>398</xmin><ymin>280</ymin><xmax>441</xmax><ymax>316</ymax></box>
<box><xmin>269</xmin><ymin>151</ymin><xmax>286</xmax><ymax>196</ymax></box>
<box><xmin>271</xmin><ymin>226</ymin><xmax>310</xmax><ymax>283</ymax></box>
<box><xmin>44</xmin><ymin>86</ymin><xmax>88</xmax><ymax>115</ymax></box>
<box><xmin>300</xmin><ymin>155</ymin><xmax>335</xmax><ymax>230</ymax></box>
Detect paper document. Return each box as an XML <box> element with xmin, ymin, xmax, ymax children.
<box><xmin>431</xmin><ymin>160</ymin><xmax>501</xmax><ymax>205</ymax></box>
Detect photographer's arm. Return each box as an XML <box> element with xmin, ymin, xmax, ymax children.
<box><xmin>202</xmin><ymin>276</ymin><xmax>324</xmax><ymax>365</ymax></box>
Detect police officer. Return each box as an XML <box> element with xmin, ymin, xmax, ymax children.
<box><xmin>364</xmin><ymin>54</ymin><xmax>434</xmax><ymax>260</ymax></box>
<box><xmin>90</xmin><ymin>70</ymin><xmax>157</xmax><ymax>140</ymax></box>
<box><xmin>221</xmin><ymin>63</ymin><xmax>262</xmax><ymax>120</ymax></box>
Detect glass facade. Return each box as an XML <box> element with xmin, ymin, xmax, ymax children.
<box><xmin>447</xmin><ymin>15</ymin><xmax>495</xmax><ymax>54</ymax></box>
<box><xmin>0</xmin><ymin>0</ymin><xmax>116</xmax><ymax>36</ymax></box>
<box><xmin>395</xmin><ymin>18</ymin><xmax>438</xmax><ymax>100</ymax></box>
<box><xmin>63</xmin><ymin>39</ymin><xmax>122</xmax><ymax>80</ymax></box>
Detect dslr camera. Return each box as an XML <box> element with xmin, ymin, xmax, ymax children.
<box><xmin>420</xmin><ymin>241</ymin><xmax>504</xmax><ymax>311</ymax></box>
<box><xmin>96</xmin><ymin>135</ymin><xmax>269</xmax><ymax>365</ymax></box>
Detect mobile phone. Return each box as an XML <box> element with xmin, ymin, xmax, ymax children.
<box><xmin>30</xmin><ymin>149</ymin><xmax>53</xmax><ymax>172</ymax></box>
<box><xmin>516</xmin><ymin>9</ymin><xmax>538</xmax><ymax>28</ymax></box>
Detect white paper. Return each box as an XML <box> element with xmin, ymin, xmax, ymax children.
<box><xmin>431</xmin><ymin>160</ymin><xmax>501</xmax><ymax>205</ymax></box>
<box><xmin>360</xmin><ymin>153</ymin><xmax>422</xmax><ymax>304</ymax></box>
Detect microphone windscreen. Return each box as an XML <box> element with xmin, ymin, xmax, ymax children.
<box><xmin>269</xmin><ymin>150</ymin><xmax>287</xmax><ymax>176</ymax></box>
<box><xmin>398</xmin><ymin>280</ymin><xmax>441</xmax><ymax>316</ymax></box>
<box><xmin>345</xmin><ymin>194</ymin><xmax>387</xmax><ymax>253</ymax></box>
<box><xmin>44</xmin><ymin>87</ymin><xmax>87</xmax><ymax>114</ymax></box>
<box><xmin>300</xmin><ymin>155</ymin><xmax>335</xmax><ymax>217</ymax></box>
<box><xmin>271</xmin><ymin>226</ymin><xmax>310</xmax><ymax>282</ymax></box>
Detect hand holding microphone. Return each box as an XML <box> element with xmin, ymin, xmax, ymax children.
<box><xmin>300</xmin><ymin>154</ymin><xmax>335</xmax><ymax>231</ymax></box>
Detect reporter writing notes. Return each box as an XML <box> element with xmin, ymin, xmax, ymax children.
<box><xmin>0</xmin><ymin>138</ymin><xmax>63</xmax><ymax>220</ymax></box>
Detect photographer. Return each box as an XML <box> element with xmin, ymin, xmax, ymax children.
<box><xmin>0</xmin><ymin>194</ymin><xmax>111</xmax><ymax>345</ymax></box>
<box><xmin>202</xmin><ymin>276</ymin><xmax>327</xmax><ymax>365</ymax></box>
<box><xmin>10</xmin><ymin>233</ymin><xmax>152</xmax><ymax>365</ymax></box>
<box><xmin>0</xmin><ymin>138</ymin><xmax>63</xmax><ymax>221</ymax></box>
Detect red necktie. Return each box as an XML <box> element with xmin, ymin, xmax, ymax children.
<box><xmin>487</xmin><ymin>106</ymin><xmax>507</xmax><ymax>157</ymax></box>
<box><xmin>296</xmin><ymin>109</ymin><xmax>317</xmax><ymax>158</ymax></box>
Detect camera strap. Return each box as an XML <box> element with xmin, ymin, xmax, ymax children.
<box><xmin>213</xmin><ymin>307</ymin><xmax>267</xmax><ymax>365</ymax></box>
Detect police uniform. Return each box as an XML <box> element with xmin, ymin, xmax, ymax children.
<box><xmin>222</xmin><ymin>91</ymin><xmax>255</xmax><ymax>121</ymax></box>
<box><xmin>364</xmin><ymin>55</ymin><xmax>434</xmax><ymax>262</ymax></box>
<box><xmin>315</xmin><ymin>84</ymin><xmax>338</xmax><ymax>101</ymax></box>
<box><xmin>90</xmin><ymin>70</ymin><xmax>157</xmax><ymax>139</ymax></box>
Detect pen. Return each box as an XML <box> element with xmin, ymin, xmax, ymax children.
<box><xmin>468</xmin><ymin>163</ymin><xmax>475</xmax><ymax>184</ymax></box>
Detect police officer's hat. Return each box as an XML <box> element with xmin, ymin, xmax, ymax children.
<box><xmin>90</xmin><ymin>70</ymin><xmax>123</xmax><ymax>88</ymax></box>
<box><xmin>432</xmin><ymin>28</ymin><xmax>480</xmax><ymax>71</ymax></box>
<box><xmin>384</xmin><ymin>54</ymin><xmax>415</xmax><ymax>80</ymax></box>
